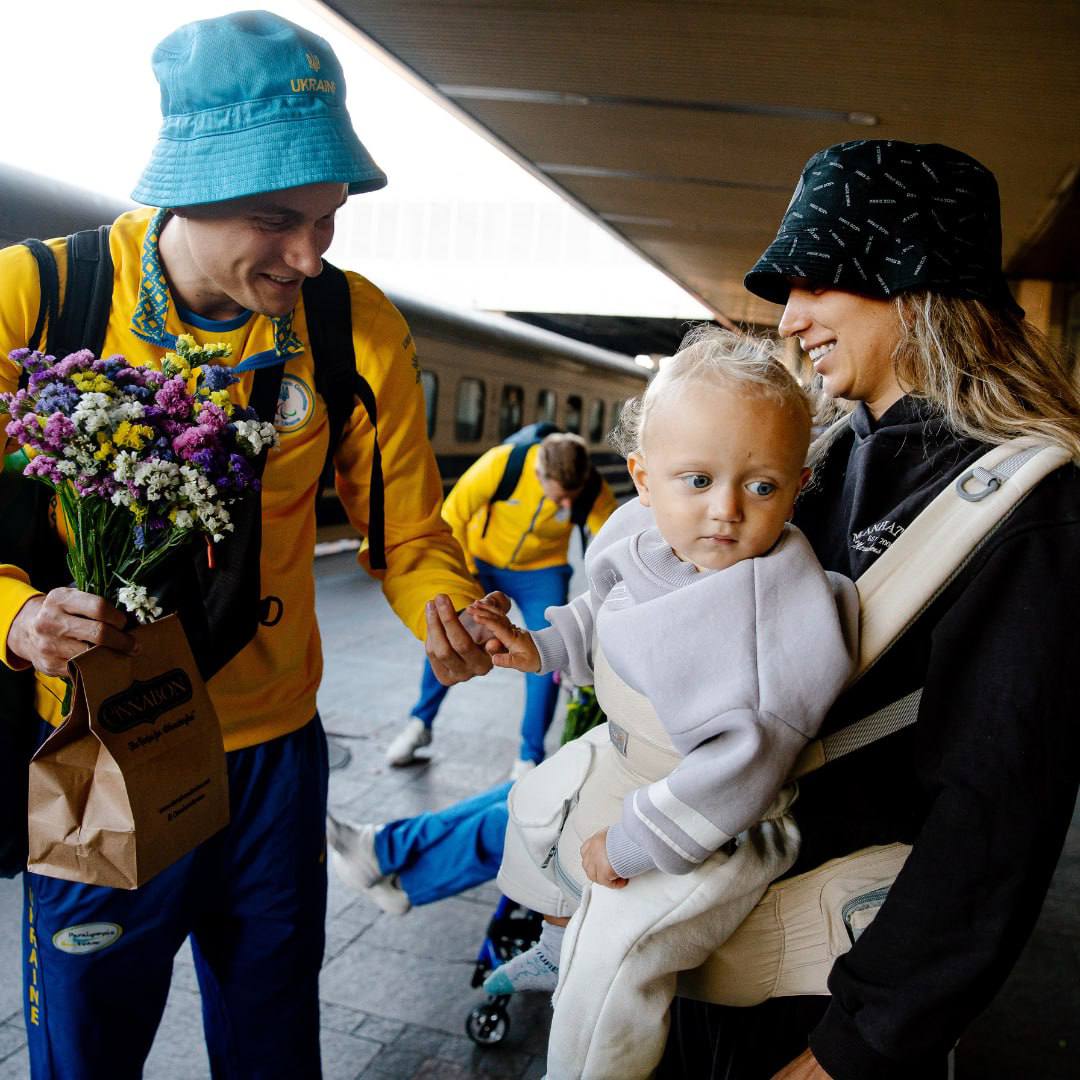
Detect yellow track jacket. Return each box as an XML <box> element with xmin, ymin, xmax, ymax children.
<box><xmin>0</xmin><ymin>209</ymin><xmax>481</xmax><ymax>751</ymax></box>
<box><xmin>443</xmin><ymin>443</ymin><xmax>616</xmax><ymax>574</ymax></box>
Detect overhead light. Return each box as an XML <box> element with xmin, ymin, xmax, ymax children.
<box><xmin>438</xmin><ymin>85</ymin><xmax>879</xmax><ymax>127</ymax></box>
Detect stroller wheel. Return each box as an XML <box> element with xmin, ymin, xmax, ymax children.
<box><xmin>465</xmin><ymin>999</ymin><xmax>510</xmax><ymax>1045</ymax></box>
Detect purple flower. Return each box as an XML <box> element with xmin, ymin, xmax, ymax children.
<box><xmin>92</xmin><ymin>357</ymin><xmax>126</xmax><ymax>379</ymax></box>
<box><xmin>35</xmin><ymin>382</ymin><xmax>81</xmax><ymax>415</ymax></box>
<box><xmin>6</xmin><ymin>415</ymin><xmax>45</xmax><ymax>451</ymax></box>
<box><xmin>41</xmin><ymin>413</ymin><xmax>76</xmax><ymax>452</ymax></box>
<box><xmin>155</xmin><ymin>377</ymin><xmax>194</xmax><ymax>418</ymax></box>
<box><xmin>10</xmin><ymin>348</ymin><xmax>52</xmax><ymax>378</ymax></box>
<box><xmin>200</xmin><ymin>365</ymin><xmax>238</xmax><ymax>392</ymax></box>
<box><xmin>74</xmin><ymin>475</ymin><xmax>118</xmax><ymax>498</ymax></box>
<box><xmin>23</xmin><ymin>455</ymin><xmax>62</xmax><ymax>485</ymax></box>
<box><xmin>227</xmin><ymin>453</ymin><xmax>257</xmax><ymax>490</ymax></box>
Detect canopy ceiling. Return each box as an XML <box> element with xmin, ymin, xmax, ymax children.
<box><xmin>324</xmin><ymin>1</ymin><xmax>1080</xmax><ymax>326</ymax></box>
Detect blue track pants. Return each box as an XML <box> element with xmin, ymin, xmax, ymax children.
<box><xmin>23</xmin><ymin>716</ymin><xmax>329</xmax><ymax>1080</ymax></box>
<box><xmin>374</xmin><ymin>781</ymin><xmax>511</xmax><ymax>906</ymax></box>
<box><xmin>410</xmin><ymin>559</ymin><xmax>572</xmax><ymax>762</ymax></box>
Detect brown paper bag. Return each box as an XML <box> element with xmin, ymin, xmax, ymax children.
<box><xmin>27</xmin><ymin>614</ymin><xmax>229</xmax><ymax>889</ymax></box>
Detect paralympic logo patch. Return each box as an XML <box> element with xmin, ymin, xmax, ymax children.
<box><xmin>275</xmin><ymin>375</ymin><xmax>315</xmax><ymax>433</ymax></box>
<box><xmin>52</xmin><ymin>922</ymin><xmax>123</xmax><ymax>956</ymax></box>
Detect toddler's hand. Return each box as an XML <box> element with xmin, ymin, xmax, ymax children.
<box><xmin>580</xmin><ymin>828</ymin><xmax>628</xmax><ymax>889</ymax></box>
<box><xmin>467</xmin><ymin>599</ymin><xmax>542</xmax><ymax>673</ymax></box>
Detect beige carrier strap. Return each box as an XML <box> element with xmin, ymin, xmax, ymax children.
<box><xmin>854</xmin><ymin>437</ymin><xmax>1069</xmax><ymax>680</ymax></box>
<box><xmin>790</xmin><ymin>438</ymin><xmax>1070</xmax><ymax>780</ymax></box>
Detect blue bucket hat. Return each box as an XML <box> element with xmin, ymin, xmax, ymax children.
<box><xmin>132</xmin><ymin>10</ymin><xmax>387</xmax><ymax>207</ymax></box>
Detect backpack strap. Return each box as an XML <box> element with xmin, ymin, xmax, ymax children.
<box><xmin>303</xmin><ymin>263</ymin><xmax>386</xmax><ymax>570</ymax></box>
<box><xmin>481</xmin><ymin>441</ymin><xmax>532</xmax><ymax>538</ymax></box>
<box><xmin>21</xmin><ymin>226</ymin><xmax>113</xmax><ymax>361</ymax></box>
<box><xmin>21</xmin><ymin>240</ymin><xmax>60</xmax><ymax>356</ymax></box>
<box><xmin>789</xmin><ymin>438</ymin><xmax>1072</xmax><ymax>779</ymax></box>
<box><xmin>59</xmin><ymin>227</ymin><xmax>114</xmax><ymax>358</ymax></box>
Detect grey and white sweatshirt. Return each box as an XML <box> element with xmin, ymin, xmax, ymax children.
<box><xmin>532</xmin><ymin>499</ymin><xmax>859</xmax><ymax>878</ymax></box>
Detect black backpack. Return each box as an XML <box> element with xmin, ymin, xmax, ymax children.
<box><xmin>481</xmin><ymin>422</ymin><xmax>603</xmax><ymax>549</ymax></box>
<box><xmin>0</xmin><ymin>226</ymin><xmax>386</xmax><ymax>875</ymax></box>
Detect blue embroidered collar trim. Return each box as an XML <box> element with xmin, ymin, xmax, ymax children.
<box><xmin>130</xmin><ymin>209</ymin><xmax>306</xmax><ymax>366</ymax></box>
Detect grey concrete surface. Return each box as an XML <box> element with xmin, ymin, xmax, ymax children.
<box><xmin>0</xmin><ymin>549</ymin><xmax>1075</xmax><ymax>1078</ymax></box>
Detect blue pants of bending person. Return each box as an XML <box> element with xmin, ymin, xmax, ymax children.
<box><xmin>375</xmin><ymin>781</ymin><xmax>512</xmax><ymax>906</ymax></box>
<box><xmin>411</xmin><ymin>558</ymin><xmax>572</xmax><ymax>763</ymax></box>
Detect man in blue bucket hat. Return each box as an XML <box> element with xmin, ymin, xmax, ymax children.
<box><xmin>0</xmin><ymin>11</ymin><xmax>502</xmax><ymax>1076</ymax></box>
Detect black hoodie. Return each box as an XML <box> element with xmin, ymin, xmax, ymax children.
<box><xmin>787</xmin><ymin>398</ymin><xmax>1080</xmax><ymax>1078</ymax></box>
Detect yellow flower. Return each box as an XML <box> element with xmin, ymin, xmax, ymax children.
<box><xmin>93</xmin><ymin>430</ymin><xmax>114</xmax><ymax>462</ymax></box>
<box><xmin>209</xmin><ymin>390</ymin><xmax>233</xmax><ymax>414</ymax></box>
<box><xmin>113</xmin><ymin>421</ymin><xmax>155</xmax><ymax>451</ymax></box>
<box><xmin>71</xmin><ymin>373</ymin><xmax>115</xmax><ymax>395</ymax></box>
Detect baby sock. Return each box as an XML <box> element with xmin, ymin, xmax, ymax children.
<box><xmin>482</xmin><ymin>920</ymin><xmax>565</xmax><ymax>996</ymax></box>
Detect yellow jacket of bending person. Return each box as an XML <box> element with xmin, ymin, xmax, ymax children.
<box><xmin>0</xmin><ymin>209</ymin><xmax>481</xmax><ymax>751</ymax></box>
<box><xmin>443</xmin><ymin>443</ymin><xmax>616</xmax><ymax>573</ymax></box>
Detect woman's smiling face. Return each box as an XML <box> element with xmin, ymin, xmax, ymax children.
<box><xmin>778</xmin><ymin>286</ymin><xmax>905</xmax><ymax>418</ymax></box>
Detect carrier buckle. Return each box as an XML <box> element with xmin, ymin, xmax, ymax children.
<box><xmin>956</xmin><ymin>465</ymin><xmax>1002</xmax><ymax>502</ymax></box>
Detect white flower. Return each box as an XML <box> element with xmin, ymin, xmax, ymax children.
<box><xmin>132</xmin><ymin>459</ymin><xmax>181</xmax><ymax>502</ymax></box>
<box><xmin>116</xmin><ymin>584</ymin><xmax>163</xmax><ymax>624</ymax></box>
<box><xmin>70</xmin><ymin>392</ymin><xmax>113</xmax><ymax>434</ymax></box>
<box><xmin>232</xmin><ymin>419</ymin><xmax>279</xmax><ymax>456</ymax></box>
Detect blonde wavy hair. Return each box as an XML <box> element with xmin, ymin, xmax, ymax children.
<box><xmin>612</xmin><ymin>326</ymin><xmax>812</xmax><ymax>459</ymax></box>
<box><xmin>811</xmin><ymin>292</ymin><xmax>1080</xmax><ymax>464</ymax></box>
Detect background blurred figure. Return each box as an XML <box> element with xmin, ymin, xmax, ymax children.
<box><xmin>386</xmin><ymin>428</ymin><xmax>615</xmax><ymax>775</ymax></box>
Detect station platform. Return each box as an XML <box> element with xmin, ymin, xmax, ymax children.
<box><xmin>0</xmin><ymin>548</ymin><xmax>1074</xmax><ymax>1078</ymax></box>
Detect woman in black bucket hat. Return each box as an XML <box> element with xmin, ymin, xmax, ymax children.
<box><xmin>658</xmin><ymin>140</ymin><xmax>1080</xmax><ymax>1079</ymax></box>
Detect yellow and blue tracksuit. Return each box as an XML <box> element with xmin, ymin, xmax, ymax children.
<box><xmin>410</xmin><ymin>442</ymin><xmax>615</xmax><ymax>762</ymax></box>
<box><xmin>0</xmin><ymin>209</ymin><xmax>481</xmax><ymax>1078</ymax></box>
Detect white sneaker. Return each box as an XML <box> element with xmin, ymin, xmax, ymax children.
<box><xmin>509</xmin><ymin>758</ymin><xmax>537</xmax><ymax>781</ymax></box>
<box><xmin>385</xmin><ymin>717</ymin><xmax>432</xmax><ymax>766</ymax></box>
<box><xmin>326</xmin><ymin>816</ymin><xmax>411</xmax><ymax>915</ymax></box>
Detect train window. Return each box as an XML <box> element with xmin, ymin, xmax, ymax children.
<box><xmin>498</xmin><ymin>384</ymin><xmax>525</xmax><ymax>439</ymax></box>
<box><xmin>587</xmin><ymin>399</ymin><xmax>605</xmax><ymax>443</ymax></box>
<box><xmin>455</xmin><ymin>378</ymin><xmax>486</xmax><ymax>442</ymax></box>
<box><xmin>536</xmin><ymin>389</ymin><xmax>557</xmax><ymax>423</ymax></box>
<box><xmin>420</xmin><ymin>370</ymin><xmax>438</xmax><ymax>438</ymax></box>
<box><xmin>565</xmin><ymin>395</ymin><xmax>583</xmax><ymax>434</ymax></box>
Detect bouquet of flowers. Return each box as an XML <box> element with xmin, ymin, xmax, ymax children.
<box><xmin>0</xmin><ymin>335</ymin><xmax>277</xmax><ymax>623</ymax></box>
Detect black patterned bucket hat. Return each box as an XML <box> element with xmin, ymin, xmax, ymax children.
<box><xmin>744</xmin><ymin>140</ymin><xmax>1022</xmax><ymax>316</ymax></box>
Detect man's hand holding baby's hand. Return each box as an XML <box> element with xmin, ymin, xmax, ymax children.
<box><xmin>581</xmin><ymin>829</ymin><xmax>628</xmax><ymax>889</ymax></box>
<box><xmin>467</xmin><ymin>599</ymin><xmax>542</xmax><ymax>673</ymax></box>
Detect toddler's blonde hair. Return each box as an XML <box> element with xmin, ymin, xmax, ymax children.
<box><xmin>611</xmin><ymin>327</ymin><xmax>812</xmax><ymax>458</ymax></box>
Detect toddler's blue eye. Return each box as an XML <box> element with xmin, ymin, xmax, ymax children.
<box><xmin>747</xmin><ymin>481</ymin><xmax>776</xmax><ymax>497</ymax></box>
<box><xmin>682</xmin><ymin>474</ymin><xmax>711</xmax><ymax>489</ymax></box>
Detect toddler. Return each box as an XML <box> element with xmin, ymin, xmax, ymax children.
<box><xmin>469</xmin><ymin>328</ymin><xmax>858</xmax><ymax>1077</ymax></box>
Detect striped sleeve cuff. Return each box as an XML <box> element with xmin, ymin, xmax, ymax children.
<box><xmin>606</xmin><ymin>822</ymin><xmax>657</xmax><ymax>878</ymax></box>
<box><xmin>531</xmin><ymin>626</ymin><xmax>570</xmax><ymax>676</ymax></box>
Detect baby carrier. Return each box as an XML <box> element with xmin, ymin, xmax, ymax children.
<box><xmin>504</xmin><ymin>435</ymin><xmax>1070</xmax><ymax>1077</ymax></box>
